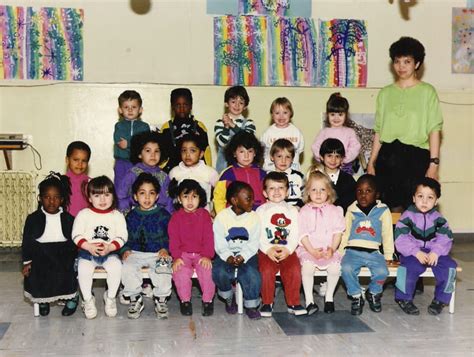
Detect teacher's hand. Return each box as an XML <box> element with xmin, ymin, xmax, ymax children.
<box><xmin>425</xmin><ymin>163</ymin><xmax>439</xmax><ymax>181</ymax></box>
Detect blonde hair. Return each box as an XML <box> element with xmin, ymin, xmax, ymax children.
<box><xmin>303</xmin><ymin>170</ymin><xmax>337</xmax><ymax>204</ymax></box>
<box><xmin>269</xmin><ymin>97</ymin><xmax>294</xmax><ymax>119</ymax></box>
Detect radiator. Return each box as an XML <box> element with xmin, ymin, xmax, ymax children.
<box><xmin>0</xmin><ymin>171</ymin><xmax>36</xmax><ymax>247</ymax></box>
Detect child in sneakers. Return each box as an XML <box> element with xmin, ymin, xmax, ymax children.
<box><xmin>339</xmin><ymin>174</ymin><xmax>394</xmax><ymax>315</ymax></box>
<box><xmin>168</xmin><ymin>179</ymin><xmax>215</xmax><ymax>316</ymax></box>
<box><xmin>22</xmin><ymin>172</ymin><xmax>78</xmax><ymax>317</ymax></box>
<box><xmin>169</xmin><ymin>134</ymin><xmax>219</xmax><ymax>211</ymax></box>
<box><xmin>117</xmin><ymin>131</ymin><xmax>173</xmax><ymax>214</ymax></box>
<box><xmin>268</xmin><ymin>139</ymin><xmax>304</xmax><ymax>208</ymax></box>
<box><xmin>121</xmin><ymin>173</ymin><xmax>172</xmax><ymax>319</ymax></box>
<box><xmin>257</xmin><ymin>172</ymin><xmax>306</xmax><ymax>317</ymax></box>
<box><xmin>214</xmin><ymin>85</ymin><xmax>256</xmax><ymax>173</ymax></box>
<box><xmin>297</xmin><ymin>171</ymin><xmax>345</xmax><ymax>315</ymax></box>
<box><xmin>394</xmin><ymin>177</ymin><xmax>457</xmax><ymax>316</ymax></box>
<box><xmin>212</xmin><ymin>181</ymin><xmax>262</xmax><ymax>320</ymax></box>
<box><xmin>72</xmin><ymin>176</ymin><xmax>128</xmax><ymax>319</ymax></box>
<box><xmin>261</xmin><ymin>97</ymin><xmax>304</xmax><ymax>171</ymax></box>
<box><xmin>65</xmin><ymin>141</ymin><xmax>91</xmax><ymax>217</ymax></box>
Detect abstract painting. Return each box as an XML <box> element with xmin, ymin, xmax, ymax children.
<box><xmin>0</xmin><ymin>5</ymin><xmax>83</xmax><ymax>80</ymax></box>
<box><xmin>452</xmin><ymin>8</ymin><xmax>473</xmax><ymax>74</ymax></box>
<box><xmin>239</xmin><ymin>0</ymin><xmax>311</xmax><ymax>17</ymax></box>
<box><xmin>317</xmin><ymin>19</ymin><xmax>368</xmax><ymax>87</ymax></box>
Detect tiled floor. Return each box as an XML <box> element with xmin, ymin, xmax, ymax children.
<box><xmin>0</xmin><ymin>237</ymin><xmax>472</xmax><ymax>356</ymax></box>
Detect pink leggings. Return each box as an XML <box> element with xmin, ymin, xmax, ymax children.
<box><xmin>172</xmin><ymin>252</ymin><xmax>215</xmax><ymax>303</ymax></box>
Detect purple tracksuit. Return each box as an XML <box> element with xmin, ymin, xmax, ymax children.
<box><xmin>394</xmin><ymin>205</ymin><xmax>457</xmax><ymax>304</ymax></box>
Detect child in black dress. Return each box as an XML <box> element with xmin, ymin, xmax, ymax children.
<box><xmin>22</xmin><ymin>172</ymin><xmax>78</xmax><ymax>316</ymax></box>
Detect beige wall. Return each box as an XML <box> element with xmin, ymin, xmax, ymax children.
<box><xmin>0</xmin><ymin>0</ymin><xmax>473</xmax><ymax>231</ymax></box>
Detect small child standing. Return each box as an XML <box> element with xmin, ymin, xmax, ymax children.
<box><xmin>113</xmin><ymin>90</ymin><xmax>150</xmax><ymax>189</ymax></box>
<box><xmin>169</xmin><ymin>134</ymin><xmax>219</xmax><ymax>211</ymax></box>
<box><xmin>310</xmin><ymin>138</ymin><xmax>356</xmax><ymax>213</ymax></box>
<box><xmin>311</xmin><ymin>93</ymin><xmax>361</xmax><ymax>175</ymax></box>
<box><xmin>257</xmin><ymin>172</ymin><xmax>306</xmax><ymax>317</ymax></box>
<box><xmin>65</xmin><ymin>141</ymin><xmax>91</xmax><ymax>217</ymax></box>
<box><xmin>213</xmin><ymin>131</ymin><xmax>266</xmax><ymax>214</ymax></box>
<box><xmin>22</xmin><ymin>172</ymin><xmax>78</xmax><ymax>316</ymax></box>
<box><xmin>117</xmin><ymin>131</ymin><xmax>173</xmax><ymax>214</ymax></box>
<box><xmin>161</xmin><ymin>88</ymin><xmax>212</xmax><ymax>173</ymax></box>
<box><xmin>339</xmin><ymin>174</ymin><xmax>394</xmax><ymax>315</ymax></box>
<box><xmin>168</xmin><ymin>180</ymin><xmax>215</xmax><ymax>316</ymax></box>
<box><xmin>261</xmin><ymin>97</ymin><xmax>304</xmax><ymax>171</ymax></box>
<box><xmin>394</xmin><ymin>178</ymin><xmax>457</xmax><ymax>316</ymax></box>
<box><xmin>121</xmin><ymin>173</ymin><xmax>172</xmax><ymax>319</ymax></box>
<box><xmin>214</xmin><ymin>86</ymin><xmax>256</xmax><ymax>173</ymax></box>
<box><xmin>212</xmin><ymin>181</ymin><xmax>262</xmax><ymax>319</ymax></box>
<box><xmin>72</xmin><ymin>176</ymin><xmax>128</xmax><ymax>319</ymax></box>
<box><xmin>269</xmin><ymin>139</ymin><xmax>304</xmax><ymax>208</ymax></box>
<box><xmin>297</xmin><ymin>171</ymin><xmax>345</xmax><ymax>314</ymax></box>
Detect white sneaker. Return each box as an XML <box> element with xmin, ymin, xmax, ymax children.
<box><xmin>103</xmin><ymin>291</ymin><xmax>117</xmax><ymax>317</ymax></box>
<box><xmin>82</xmin><ymin>296</ymin><xmax>97</xmax><ymax>319</ymax></box>
<box><xmin>317</xmin><ymin>282</ymin><xmax>327</xmax><ymax>297</ymax></box>
<box><xmin>154</xmin><ymin>297</ymin><xmax>168</xmax><ymax>319</ymax></box>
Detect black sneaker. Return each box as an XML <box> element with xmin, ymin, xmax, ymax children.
<box><xmin>61</xmin><ymin>296</ymin><xmax>79</xmax><ymax>316</ymax></box>
<box><xmin>180</xmin><ymin>301</ymin><xmax>193</xmax><ymax>316</ymax></box>
<box><xmin>350</xmin><ymin>295</ymin><xmax>364</xmax><ymax>315</ymax></box>
<box><xmin>260</xmin><ymin>304</ymin><xmax>273</xmax><ymax>317</ymax></box>
<box><xmin>395</xmin><ymin>299</ymin><xmax>420</xmax><ymax>315</ymax></box>
<box><xmin>39</xmin><ymin>303</ymin><xmax>50</xmax><ymax>316</ymax></box>
<box><xmin>365</xmin><ymin>290</ymin><xmax>382</xmax><ymax>313</ymax></box>
<box><xmin>202</xmin><ymin>301</ymin><xmax>214</xmax><ymax>316</ymax></box>
<box><xmin>323</xmin><ymin>301</ymin><xmax>335</xmax><ymax>314</ymax></box>
<box><xmin>428</xmin><ymin>299</ymin><xmax>445</xmax><ymax>315</ymax></box>
<box><xmin>306</xmin><ymin>302</ymin><xmax>319</xmax><ymax>315</ymax></box>
<box><xmin>287</xmin><ymin>305</ymin><xmax>307</xmax><ymax>316</ymax></box>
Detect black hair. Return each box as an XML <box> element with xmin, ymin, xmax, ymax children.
<box><xmin>132</xmin><ymin>172</ymin><xmax>161</xmax><ymax>195</ymax></box>
<box><xmin>413</xmin><ymin>177</ymin><xmax>441</xmax><ymax>198</ymax></box>
<box><xmin>356</xmin><ymin>174</ymin><xmax>378</xmax><ymax>192</ymax></box>
<box><xmin>270</xmin><ymin>138</ymin><xmax>295</xmax><ymax>159</ymax></box>
<box><xmin>224</xmin><ymin>131</ymin><xmax>263</xmax><ymax>166</ymax></box>
<box><xmin>87</xmin><ymin>175</ymin><xmax>117</xmax><ymax>210</ymax></box>
<box><xmin>174</xmin><ymin>179</ymin><xmax>207</xmax><ymax>210</ymax></box>
<box><xmin>170</xmin><ymin>88</ymin><xmax>193</xmax><ymax>106</ymax></box>
<box><xmin>38</xmin><ymin>171</ymin><xmax>71</xmax><ymax>210</ymax></box>
<box><xmin>264</xmin><ymin>171</ymin><xmax>289</xmax><ymax>189</ymax></box>
<box><xmin>325</xmin><ymin>92</ymin><xmax>349</xmax><ymax>126</ymax></box>
<box><xmin>66</xmin><ymin>141</ymin><xmax>91</xmax><ymax>161</ymax></box>
<box><xmin>178</xmin><ymin>133</ymin><xmax>206</xmax><ymax>152</ymax></box>
<box><xmin>319</xmin><ymin>138</ymin><xmax>346</xmax><ymax>157</ymax></box>
<box><xmin>225</xmin><ymin>181</ymin><xmax>253</xmax><ymax>204</ymax></box>
<box><xmin>129</xmin><ymin>130</ymin><xmax>167</xmax><ymax>165</ymax></box>
<box><xmin>224</xmin><ymin>86</ymin><xmax>250</xmax><ymax>106</ymax></box>
<box><xmin>118</xmin><ymin>90</ymin><xmax>143</xmax><ymax>107</ymax></box>
<box><xmin>389</xmin><ymin>36</ymin><xmax>425</xmax><ymax>67</ymax></box>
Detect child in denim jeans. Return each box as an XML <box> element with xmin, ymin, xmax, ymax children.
<box><xmin>339</xmin><ymin>174</ymin><xmax>394</xmax><ymax>315</ymax></box>
<box><xmin>121</xmin><ymin>173</ymin><xmax>172</xmax><ymax>319</ymax></box>
<box><xmin>212</xmin><ymin>181</ymin><xmax>262</xmax><ymax>319</ymax></box>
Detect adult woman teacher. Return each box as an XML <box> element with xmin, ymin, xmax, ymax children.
<box><xmin>367</xmin><ymin>37</ymin><xmax>443</xmax><ymax>212</ymax></box>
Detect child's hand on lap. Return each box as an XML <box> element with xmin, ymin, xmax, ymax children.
<box><xmin>427</xmin><ymin>252</ymin><xmax>439</xmax><ymax>266</ymax></box>
<box><xmin>267</xmin><ymin>247</ymin><xmax>281</xmax><ymax>262</ymax></box>
<box><xmin>226</xmin><ymin>255</ymin><xmax>236</xmax><ymax>266</ymax></box>
<box><xmin>276</xmin><ymin>247</ymin><xmax>290</xmax><ymax>261</ymax></box>
<box><xmin>98</xmin><ymin>243</ymin><xmax>116</xmax><ymax>256</ymax></box>
<box><xmin>22</xmin><ymin>263</ymin><xmax>32</xmax><ymax>277</ymax></box>
<box><xmin>199</xmin><ymin>257</ymin><xmax>212</xmax><ymax>270</ymax></box>
<box><xmin>83</xmin><ymin>242</ymin><xmax>104</xmax><ymax>257</ymax></box>
<box><xmin>122</xmin><ymin>250</ymin><xmax>132</xmax><ymax>261</ymax></box>
<box><xmin>311</xmin><ymin>247</ymin><xmax>324</xmax><ymax>260</ymax></box>
<box><xmin>415</xmin><ymin>251</ymin><xmax>428</xmax><ymax>264</ymax></box>
<box><xmin>324</xmin><ymin>247</ymin><xmax>334</xmax><ymax>259</ymax></box>
<box><xmin>234</xmin><ymin>255</ymin><xmax>244</xmax><ymax>267</ymax></box>
<box><xmin>157</xmin><ymin>249</ymin><xmax>170</xmax><ymax>258</ymax></box>
<box><xmin>172</xmin><ymin>258</ymin><xmax>184</xmax><ymax>272</ymax></box>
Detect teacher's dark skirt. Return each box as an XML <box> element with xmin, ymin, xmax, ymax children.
<box><xmin>375</xmin><ymin>140</ymin><xmax>429</xmax><ymax>210</ymax></box>
<box><xmin>24</xmin><ymin>241</ymin><xmax>78</xmax><ymax>303</ymax></box>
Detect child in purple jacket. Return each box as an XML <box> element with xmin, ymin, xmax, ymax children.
<box><xmin>394</xmin><ymin>177</ymin><xmax>457</xmax><ymax>316</ymax></box>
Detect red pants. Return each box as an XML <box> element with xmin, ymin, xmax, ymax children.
<box><xmin>258</xmin><ymin>251</ymin><xmax>302</xmax><ymax>306</ymax></box>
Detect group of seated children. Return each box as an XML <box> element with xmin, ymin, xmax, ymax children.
<box><xmin>21</xmin><ymin>86</ymin><xmax>456</xmax><ymax>321</ymax></box>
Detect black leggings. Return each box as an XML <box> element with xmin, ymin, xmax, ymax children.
<box><xmin>375</xmin><ymin>140</ymin><xmax>429</xmax><ymax>210</ymax></box>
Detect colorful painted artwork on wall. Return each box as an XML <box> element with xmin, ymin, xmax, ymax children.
<box><xmin>452</xmin><ymin>8</ymin><xmax>473</xmax><ymax>74</ymax></box>
<box><xmin>317</xmin><ymin>19</ymin><xmax>368</xmax><ymax>87</ymax></box>
<box><xmin>214</xmin><ymin>15</ymin><xmax>317</xmax><ymax>86</ymax></box>
<box><xmin>0</xmin><ymin>5</ymin><xmax>83</xmax><ymax>80</ymax></box>
<box><xmin>238</xmin><ymin>0</ymin><xmax>311</xmax><ymax>17</ymax></box>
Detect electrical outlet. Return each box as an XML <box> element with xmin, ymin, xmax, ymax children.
<box><xmin>24</xmin><ymin>134</ymin><xmax>33</xmax><ymax>145</ymax></box>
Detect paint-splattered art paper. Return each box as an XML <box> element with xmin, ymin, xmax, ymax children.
<box><xmin>238</xmin><ymin>0</ymin><xmax>311</xmax><ymax>17</ymax></box>
<box><xmin>452</xmin><ymin>8</ymin><xmax>473</xmax><ymax>74</ymax></box>
<box><xmin>0</xmin><ymin>5</ymin><xmax>83</xmax><ymax>80</ymax></box>
<box><xmin>317</xmin><ymin>19</ymin><xmax>368</xmax><ymax>87</ymax></box>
